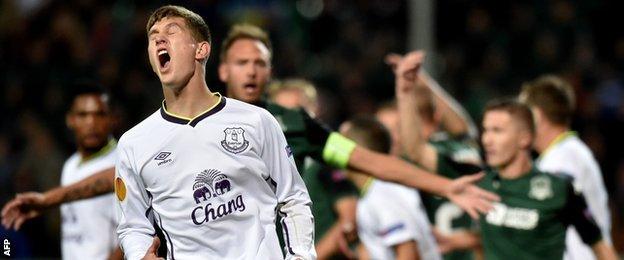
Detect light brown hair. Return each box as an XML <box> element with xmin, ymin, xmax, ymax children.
<box><xmin>519</xmin><ymin>75</ymin><xmax>575</xmax><ymax>126</ymax></box>
<box><xmin>146</xmin><ymin>5</ymin><xmax>211</xmax><ymax>44</ymax></box>
<box><xmin>220</xmin><ymin>23</ymin><xmax>272</xmax><ymax>62</ymax></box>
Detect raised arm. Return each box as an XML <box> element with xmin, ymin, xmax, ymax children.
<box><xmin>386</xmin><ymin>51</ymin><xmax>477</xmax><ymax>138</ymax></box>
<box><xmin>1</xmin><ymin>167</ymin><xmax>114</xmax><ymax>230</ymax></box>
<box><xmin>392</xmin><ymin>51</ymin><xmax>440</xmax><ymax>171</ymax></box>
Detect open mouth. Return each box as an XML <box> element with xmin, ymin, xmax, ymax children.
<box><xmin>158</xmin><ymin>49</ymin><xmax>171</xmax><ymax>69</ymax></box>
<box><xmin>244</xmin><ymin>83</ymin><xmax>258</xmax><ymax>92</ymax></box>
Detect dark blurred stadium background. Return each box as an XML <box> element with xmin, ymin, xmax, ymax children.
<box><xmin>0</xmin><ymin>0</ymin><xmax>623</xmax><ymax>257</ymax></box>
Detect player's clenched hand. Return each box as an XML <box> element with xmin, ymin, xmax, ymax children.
<box><xmin>445</xmin><ymin>173</ymin><xmax>500</xmax><ymax>219</ymax></box>
<box><xmin>386</xmin><ymin>51</ymin><xmax>427</xmax><ymax>95</ymax></box>
<box><xmin>142</xmin><ymin>236</ymin><xmax>164</xmax><ymax>260</ymax></box>
<box><xmin>1</xmin><ymin>192</ymin><xmax>47</xmax><ymax>230</ymax></box>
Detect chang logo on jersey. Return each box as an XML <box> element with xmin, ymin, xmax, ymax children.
<box><xmin>154</xmin><ymin>151</ymin><xmax>173</xmax><ymax>166</ymax></box>
<box><xmin>486</xmin><ymin>202</ymin><xmax>539</xmax><ymax>230</ymax></box>
<box><xmin>192</xmin><ymin>169</ymin><xmax>232</xmax><ymax>203</ymax></box>
<box><xmin>190</xmin><ymin>169</ymin><xmax>247</xmax><ymax>225</ymax></box>
<box><xmin>221</xmin><ymin>127</ymin><xmax>249</xmax><ymax>154</ymax></box>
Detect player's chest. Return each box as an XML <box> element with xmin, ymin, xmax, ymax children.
<box><xmin>136</xmin><ymin>125</ymin><xmax>266</xmax><ymax>192</ymax></box>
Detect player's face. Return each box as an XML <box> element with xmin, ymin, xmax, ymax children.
<box><xmin>375</xmin><ymin>108</ymin><xmax>402</xmax><ymax>156</ymax></box>
<box><xmin>219</xmin><ymin>38</ymin><xmax>271</xmax><ymax>104</ymax></box>
<box><xmin>66</xmin><ymin>94</ymin><xmax>112</xmax><ymax>152</ymax></box>
<box><xmin>481</xmin><ymin>110</ymin><xmax>524</xmax><ymax>168</ymax></box>
<box><xmin>147</xmin><ymin>17</ymin><xmax>205</xmax><ymax>88</ymax></box>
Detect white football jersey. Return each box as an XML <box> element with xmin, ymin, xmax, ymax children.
<box><xmin>537</xmin><ymin>132</ymin><xmax>611</xmax><ymax>260</ymax></box>
<box><xmin>357</xmin><ymin>180</ymin><xmax>441</xmax><ymax>260</ymax></box>
<box><xmin>60</xmin><ymin>140</ymin><xmax>118</xmax><ymax>260</ymax></box>
<box><xmin>115</xmin><ymin>96</ymin><xmax>315</xmax><ymax>260</ymax></box>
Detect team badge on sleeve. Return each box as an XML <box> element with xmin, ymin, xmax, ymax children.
<box><xmin>221</xmin><ymin>127</ymin><xmax>249</xmax><ymax>154</ymax></box>
<box><xmin>115</xmin><ymin>177</ymin><xmax>127</xmax><ymax>201</ymax></box>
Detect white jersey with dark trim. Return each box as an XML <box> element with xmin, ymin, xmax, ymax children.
<box><xmin>115</xmin><ymin>96</ymin><xmax>315</xmax><ymax>260</ymax></box>
<box><xmin>60</xmin><ymin>140</ymin><xmax>117</xmax><ymax>260</ymax></box>
<box><xmin>537</xmin><ymin>133</ymin><xmax>611</xmax><ymax>260</ymax></box>
<box><xmin>356</xmin><ymin>180</ymin><xmax>441</xmax><ymax>260</ymax></box>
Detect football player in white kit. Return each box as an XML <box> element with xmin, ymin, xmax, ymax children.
<box><xmin>114</xmin><ymin>5</ymin><xmax>315</xmax><ymax>259</ymax></box>
<box><xmin>519</xmin><ymin>75</ymin><xmax>612</xmax><ymax>260</ymax></box>
<box><xmin>340</xmin><ymin>117</ymin><xmax>441</xmax><ymax>260</ymax></box>
<box><xmin>59</xmin><ymin>84</ymin><xmax>121</xmax><ymax>260</ymax></box>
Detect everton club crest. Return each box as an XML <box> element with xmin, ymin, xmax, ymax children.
<box><xmin>529</xmin><ymin>176</ymin><xmax>553</xmax><ymax>201</ymax></box>
<box><xmin>221</xmin><ymin>127</ymin><xmax>249</xmax><ymax>154</ymax></box>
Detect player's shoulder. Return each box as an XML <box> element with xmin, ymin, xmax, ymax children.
<box><xmin>222</xmin><ymin>98</ymin><xmax>269</xmax><ymax>120</ymax></box>
<box><xmin>365</xmin><ymin>180</ymin><xmax>415</xmax><ymax>204</ymax></box>
<box><xmin>532</xmin><ymin>167</ymin><xmax>574</xmax><ymax>190</ymax></box>
<box><xmin>118</xmin><ymin>109</ymin><xmax>162</xmax><ymax>147</ymax></box>
<box><xmin>63</xmin><ymin>152</ymin><xmax>82</xmax><ymax>169</ymax></box>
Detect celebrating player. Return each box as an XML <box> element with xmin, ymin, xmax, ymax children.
<box><xmin>115</xmin><ymin>5</ymin><xmax>315</xmax><ymax>259</ymax></box>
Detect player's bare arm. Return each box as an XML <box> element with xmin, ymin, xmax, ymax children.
<box><xmin>386</xmin><ymin>52</ymin><xmax>477</xmax><ymax>138</ymax></box>
<box><xmin>393</xmin><ymin>240</ymin><xmax>420</xmax><ymax>260</ymax></box>
<box><xmin>346</xmin><ymin>146</ymin><xmax>497</xmax><ymax>219</ymax></box>
<box><xmin>391</xmin><ymin>50</ymin><xmax>440</xmax><ymax>171</ymax></box>
<box><xmin>1</xmin><ymin>167</ymin><xmax>114</xmax><ymax>230</ymax></box>
<box><xmin>591</xmin><ymin>240</ymin><xmax>618</xmax><ymax>260</ymax></box>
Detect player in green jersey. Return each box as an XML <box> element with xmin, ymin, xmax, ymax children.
<box><xmin>269</xmin><ymin>78</ymin><xmax>359</xmax><ymax>259</ymax></box>
<box><xmin>382</xmin><ymin>51</ymin><xmax>482</xmax><ymax>260</ymax></box>
<box><xmin>471</xmin><ymin>99</ymin><xmax>615</xmax><ymax>260</ymax></box>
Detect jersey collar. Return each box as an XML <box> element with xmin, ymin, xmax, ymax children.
<box><xmin>160</xmin><ymin>93</ymin><xmax>226</xmax><ymax>127</ymax></box>
<box><xmin>80</xmin><ymin>138</ymin><xmax>116</xmax><ymax>165</ymax></box>
<box><xmin>537</xmin><ymin>131</ymin><xmax>576</xmax><ymax>161</ymax></box>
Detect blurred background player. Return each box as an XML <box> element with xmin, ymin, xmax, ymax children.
<box><xmin>268</xmin><ymin>78</ymin><xmax>359</xmax><ymax>259</ymax></box>
<box><xmin>218</xmin><ymin>23</ymin><xmax>497</xmax><ymax>217</ymax></box>
<box><xmin>340</xmin><ymin>116</ymin><xmax>441</xmax><ymax>260</ymax></box>
<box><xmin>476</xmin><ymin>99</ymin><xmax>616</xmax><ymax>259</ymax></box>
<box><xmin>2</xmin><ymin>83</ymin><xmax>121</xmax><ymax>260</ymax></box>
<box><xmin>519</xmin><ymin>75</ymin><xmax>612</xmax><ymax>260</ymax></box>
<box><xmin>384</xmin><ymin>50</ymin><xmax>483</xmax><ymax>260</ymax></box>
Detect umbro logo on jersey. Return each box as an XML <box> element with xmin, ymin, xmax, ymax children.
<box><xmin>221</xmin><ymin>127</ymin><xmax>249</xmax><ymax>154</ymax></box>
<box><xmin>154</xmin><ymin>151</ymin><xmax>172</xmax><ymax>166</ymax></box>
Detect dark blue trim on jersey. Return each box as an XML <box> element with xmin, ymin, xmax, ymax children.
<box><xmin>155</xmin><ymin>212</ymin><xmax>176</xmax><ymax>260</ymax></box>
<box><xmin>160</xmin><ymin>96</ymin><xmax>227</xmax><ymax>127</ymax></box>
<box><xmin>279</xmin><ymin>211</ymin><xmax>296</xmax><ymax>255</ymax></box>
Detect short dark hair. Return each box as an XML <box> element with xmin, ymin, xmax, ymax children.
<box><xmin>67</xmin><ymin>80</ymin><xmax>110</xmax><ymax>112</ymax></box>
<box><xmin>342</xmin><ymin>116</ymin><xmax>392</xmax><ymax>154</ymax></box>
<box><xmin>519</xmin><ymin>75</ymin><xmax>575</xmax><ymax>126</ymax></box>
<box><xmin>220</xmin><ymin>23</ymin><xmax>272</xmax><ymax>62</ymax></box>
<box><xmin>484</xmin><ymin>98</ymin><xmax>535</xmax><ymax>135</ymax></box>
<box><xmin>146</xmin><ymin>5</ymin><xmax>211</xmax><ymax>44</ymax></box>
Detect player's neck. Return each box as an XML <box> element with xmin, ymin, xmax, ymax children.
<box><xmin>162</xmin><ymin>75</ymin><xmax>219</xmax><ymax>119</ymax></box>
<box><xmin>498</xmin><ymin>151</ymin><xmax>532</xmax><ymax>179</ymax></box>
<box><xmin>535</xmin><ymin>122</ymin><xmax>569</xmax><ymax>154</ymax></box>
